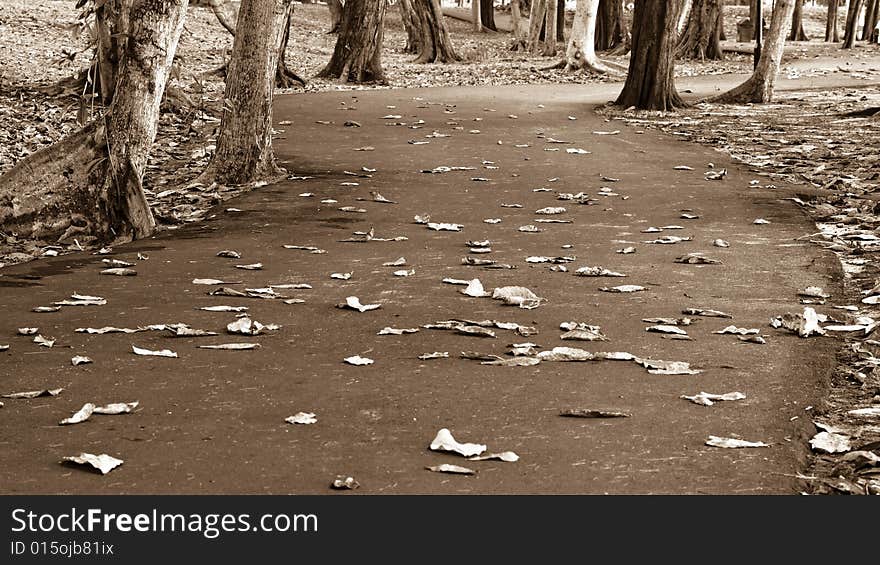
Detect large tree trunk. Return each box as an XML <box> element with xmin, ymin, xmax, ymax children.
<box><xmin>411</xmin><ymin>0</ymin><xmax>461</xmax><ymax>63</ymax></box>
<box><xmin>789</xmin><ymin>0</ymin><xmax>809</xmax><ymax>41</ymax></box>
<box><xmin>863</xmin><ymin>0</ymin><xmax>879</xmax><ymax>41</ymax></box>
<box><xmin>481</xmin><ymin>0</ymin><xmax>497</xmax><ymax>31</ymax></box>
<box><xmin>843</xmin><ymin>0</ymin><xmax>864</xmax><ymax>48</ymax></box>
<box><xmin>318</xmin><ymin>0</ymin><xmax>387</xmax><ymax>83</ymax></box>
<box><xmin>0</xmin><ymin>0</ymin><xmax>189</xmax><ymax>242</ymax></box>
<box><xmin>563</xmin><ymin>0</ymin><xmax>624</xmax><ymax>73</ymax></box>
<box><xmin>201</xmin><ymin>0</ymin><xmax>289</xmax><ymax>185</ymax></box>
<box><xmin>614</xmin><ymin>0</ymin><xmax>684</xmax><ymax>111</ymax></box>
<box><xmin>595</xmin><ymin>0</ymin><xmax>623</xmax><ymax>51</ymax></box>
<box><xmin>676</xmin><ymin>0</ymin><xmax>724</xmax><ymax>60</ymax></box>
<box><xmin>327</xmin><ymin>0</ymin><xmax>344</xmax><ymax>33</ymax></box>
<box><xmin>825</xmin><ymin>0</ymin><xmax>840</xmax><ymax>42</ymax></box>
<box><xmin>710</xmin><ymin>0</ymin><xmax>796</xmax><ymax>104</ymax></box>
<box><xmin>398</xmin><ymin>0</ymin><xmax>421</xmax><ymax>53</ymax></box>
<box><xmin>94</xmin><ymin>0</ymin><xmax>128</xmax><ymax>104</ymax></box>
<box><xmin>528</xmin><ymin>0</ymin><xmax>558</xmax><ymax>55</ymax></box>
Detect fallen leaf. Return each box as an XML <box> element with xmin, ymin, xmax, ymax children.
<box><xmin>680</xmin><ymin>392</ymin><xmax>746</xmax><ymax>406</ymax></box>
<box><xmin>344</xmin><ymin>355</ymin><xmax>374</xmax><ymax>366</ymax></box>
<box><xmin>674</xmin><ymin>254</ymin><xmax>722</xmax><ymax>265</ymax></box>
<box><xmin>738</xmin><ymin>335</ymin><xmax>766</xmax><ymax>344</ymax></box>
<box><xmin>17</xmin><ymin>328</ymin><xmax>38</xmax><ymax>335</ymax></box>
<box><xmin>34</xmin><ymin>335</ymin><xmax>55</xmax><ymax>348</ymax></box>
<box><xmin>426</xmin><ymin>464</ymin><xmax>476</xmax><ymax>475</ymax></box>
<box><xmin>646</xmin><ymin>325</ymin><xmax>688</xmax><ymax>336</ymax></box>
<box><xmin>713</xmin><ymin>326</ymin><xmax>759</xmax><ymax>335</ymax></box>
<box><xmin>636</xmin><ymin>358</ymin><xmax>701</xmax><ymax>375</ymax></box>
<box><xmin>536</xmin><ymin>347</ymin><xmax>594</xmax><ymax>362</ymax></box>
<box><xmin>331</xmin><ymin>476</ymin><xmax>359</xmax><ymax>490</ymax></box>
<box><xmin>492</xmin><ymin>286</ymin><xmax>543</xmax><ymax>309</ymax></box>
<box><xmin>93</xmin><ymin>401</ymin><xmax>138</xmax><ymax>414</ymax></box>
<box><xmin>76</xmin><ymin>326</ymin><xmax>140</xmax><ymax>334</ymax></box>
<box><xmin>705</xmin><ymin>436</ymin><xmax>770</xmax><ymax>448</ymax></box>
<box><xmin>32</xmin><ymin>306</ymin><xmax>61</xmax><ymax>313</ymax></box>
<box><xmin>131</xmin><ymin>345</ymin><xmax>177</xmax><ymax>358</ymax></box>
<box><xmin>198</xmin><ymin>343</ymin><xmax>261</xmax><ymax>350</ymax></box>
<box><xmin>560</xmin><ymin>409</ymin><xmax>631</xmax><ymax>418</ymax></box>
<box><xmin>535</xmin><ymin>206</ymin><xmax>566</xmax><ymax>215</ymax></box>
<box><xmin>462</xmin><ymin>279</ymin><xmax>491</xmax><ymax>298</ymax></box>
<box><xmin>337</xmin><ymin>296</ymin><xmax>381</xmax><ymax>312</ymax></box>
<box><xmin>600</xmin><ymin>285</ymin><xmax>645</xmax><ymax>293</ymax></box>
<box><xmin>331</xmin><ymin>272</ymin><xmax>353</xmax><ymax>280</ymax></box>
<box><xmin>770</xmin><ymin>307</ymin><xmax>826</xmax><ymax>337</ymax></box>
<box><xmin>383</xmin><ymin>257</ymin><xmax>407</xmax><ymax>267</ymax></box>
<box><xmin>61</xmin><ymin>453</ymin><xmax>123</xmax><ymax>475</ymax></box>
<box><xmin>60</xmin><ymin>403</ymin><xmax>95</xmax><ymax>425</ymax></box>
<box><xmin>468</xmin><ymin>451</ymin><xmax>519</xmax><ymax>462</ymax></box>
<box><xmin>418</xmin><ymin>352</ymin><xmax>449</xmax><ymax>360</ymax></box>
<box><xmin>2</xmin><ymin>388</ymin><xmax>63</xmax><ymax>399</ymax></box>
<box><xmin>100</xmin><ymin>268</ymin><xmax>137</xmax><ymax>276</ymax></box>
<box><xmin>809</xmin><ymin>431</ymin><xmax>851</xmax><ymax>454</ymax></box>
<box><xmin>378</xmin><ymin>327</ymin><xmax>419</xmax><ymax>335</ymax></box>
<box><xmin>393</xmin><ymin>269</ymin><xmax>415</xmax><ymax>277</ymax></box>
<box><xmin>193</xmin><ymin>278</ymin><xmax>241</xmax><ymax>285</ymax></box>
<box><xmin>217</xmin><ymin>250</ymin><xmax>241</xmax><ymax>258</ymax></box>
<box><xmin>682</xmin><ymin>308</ymin><xmax>732</xmax><ymax>318</ymax></box>
<box><xmin>481</xmin><ymin>357</ymin><xmax>540</xmax><ymax>366</ymax></box>
<box><xmin>71</xmin><ymin>355</ymin><xmax>92</xmax><ymax>366</ymax></box>
<box><xmin>617</xmin><ymin>247</ymin><xmax>636</xmax><ymax>254</ymax></box>
<box><xmin>574</xmin><ymin>266</ymin><xmax>626</xmax><ymax>277</ymax></box>
<box><xmin>429</xmin><ymin>428</ymin><xmax>486</xmax><ymax>457</ymax></box>
<box><xmin>234</xmin><ymin>263</ymin><xmax>263</xmax><ymax>270</ymax></box>
<box><xmin>427</xmin><ymin>222</ymin><xmax>463</xmax><ymax>231</ymax></box>
<box><xmin>713</xmin><ymin>239</ymin><xmax>730</xmax><ymax>248</ymax></box>
<box><xmin>753</xmin><ymin>218</ymin><xmax>771</xmax><ymax>225</ymax></box>
<box><xmin>285</xmin><ymin>412</ymin><xmax>317</xmax><ymax>425</ymax></box>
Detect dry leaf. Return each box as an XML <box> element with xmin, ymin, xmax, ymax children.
<box><xmin>682</xmin><ymin>308</ymin><xmax>731</xmax><ymax>318</ymax></box>
<box><xmin>383</xmin><ymin>257</ymin><xmax>407</xmax><ymax>267</ymax></box>
<box><xmin>32</xmin><ymin>306</ymin><xmax>61</xmax><ymax>313</ymax></box>
<box><xmin>337</xmin><ymin>296</ymin><xmax>381</xmax><ymax>312</ymax></box>
<box><xmin>131</xmin><ymin>345</ymin><xmax>177</xmax><ymax>358</ymax></box>
<box><xmin>2</xmin><ymin>388</ymin><xmax>63</xmax><ymax>399</ymax></box>
<box><xmin>60</xmin><ymin>403</ymin><xmax>95</xmax><ymax>425</ymax></box>
<box><xmin>481</xmin><ymin>357</ymin><xmax>540</xmax><ymax>367</ymax></box>
<box><xmin>331</xmin><ymin>272</ymin><xmax>353</xmax><ymax>280</ymax></box>
<box><xmin>71</xmin><ymin>355</ymin><xmax>92</xmax><ymax>366</ymax></box>
<box><xmin>285</xmin><ymin>412</ymin><xmax>317</xmax><ymax>425</ymax></box>
<box><xmin>93</xmin><ymin>401</ymin><xmax>139</xmax><ymax>415</ymax></box>
<box><xmin>344</xmin><ymin>355</ymin><xmax>374</xmax><ymax>366</ymax></box>
<box><xmin>197</xmin><ymin>306</ymin><xmax>249</xmax><ymax>312</ymax></box>
<box><xmin>418</xmin><ymin>352</ymin><xmax>449</xmax><ymax>360</ymax></box>
<box><xmin>674</xmin><ymin>254</ymin><xmax>722</xmax><ymax>265</ymax></box>
<box><xmin>378</xmin><ymin>327</ymin><xmax>419</xmax><ymax>335</ymax></box>
<box><xmin>429</xmin><ymin>428</ymin><xmax>486</xmax><ymax>457</ymax></box>
<box><xmin>76</xmin><ymin>326</ymin><xmax>139</xmax><ymax>334</ymax></box>
<box><xmin>462</xmin><ymin>279</ymin><xmax>491</xmax><ymax>298</ymax></box>
<box><xmin>646</xmin><ymin>325</ymin><xmax>688</xmax><ymax>335</ymax></box>
<box><xmin>61</xmin><ymin>453</ymin><xmax>123</xmax><ymax>475</ymax></box>
<box><xmin>705</xmin><ymin>436</ymin><xmax>770</xmax><ymax>448</ymax></box>
<box><xmin>600</xmin><ymin>285</ymin><xmax>645</xmax><ymax>293</ymax></box>
<box><xmin>426</xmin><ymin>464</ymin><xmax>476</xmax><ymax>475</ymax></box>
<box><xmin>17</xmin><ymin>328</ymin><xmax>38</xmax><ymax>335</ymax></box>
<box><xmin>537</xmin><ymin>347</ymin><xmax>594</xmax><ymax>362</ymax></box>
<box><xmin>680</xmin><ymin>392</ymin><xmax>746</xmax><ymax>406</ymax></box>
<box><xmin>427</xmin><ymin>222</ymin><xmax>463</xmax><ymax>231</ymax></box>
<box><xmin>809</xmin><ymin>431</ymin><xmax>851</xmax><ymax>454</ymax></box>
<box><xmin>235</xmin><ymin>263</ymin><xmax>263</xmax><ymax>270</ymax></box>
<box><xmin>227</xmin><ymin>317</ymin><xmax>277</xmax><ymax>335</ymax></box>
<box><xmin>468</xmin><ymin>451</ymin><xmax>519</xmax><ymax>462</ymax></box>
<box><xmin>574</xmin><ymin>266</ymin><xmax>626</xmax><ymax>277</ymax></box>
<box><xmin>560</xmin><ymin>409</ymin><xmax>631</xmax><ymax>418</ymax></box>
<box><xmin>492</xmin><ymin>286</ymin><xmax>543</xmax><ymax>309</ymax></box>
<box><xmin>636</xmin><ymin>358</ymin><xmax>701</xmax><ymax>375</ymax></box>
<box><xmin>713</xmin><ymin>326</ymin><xmax>759</xmax><ymax>335</ymax></box>
<box><xmin>331</xmin><ymin>476</ymin><xmax>359</xmax><ymax>490</ymax></box>
<box><xmin>217</xmin><ymin>250</ymin><xmax>241</xmax><ymax>258</ymax></box>
<box><xmin>100</xmin><ymin>268</ymin><xmax>137</xmax><ymax>276</ymax></box>
<box><xmin>198</xmin><ymin>343</ymin><xmax>261</xmax><ymax>350</ymax></box>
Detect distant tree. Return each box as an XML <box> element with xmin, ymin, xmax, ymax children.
<box><xmin>528</xmin><ymin>0</ymin><xmax>559</xmax><ymax>55</ymax></box>
<box><xmin>327</xmin><ymin>0</ymin><xmax>344</xmax><ymax>33</ymax></box>
<box><xmin>614</xmin><ymin>0</ymin><xmax>685</xmax><ymax>111</ymax></box>
<box><xmin>557</xmin><ymin>0</ymin><xmax>625</xmax><ymax>73</ymax></box>
<box><xmin>863</xmin><ymin>0</ymin><xmax>879</xmax><ymax>41</ymax></box>
<box><xmin>481</xmin><ymin>0</ymin><xmax>498</xmax><ymax>30</ymax></box>
<box><xmin>0</xmin><ymin>0</ymin><xmax>190</xmax><ymax>242</ymax></box>
<box><xmin>789</xmin><ymin>0</ymin><xmax>809</xmax><ymax>41</ymax></box>
<box><xmin>825</xmin><ymin>0</ymin><xmax>840</xmax><ymax>42</ymax></box>
<box><xmin>677</xmin><ymin>0</ymin><xmax>724</xmax><ymax>60</ymax></box>
<box><xmin>410</xmin><ymin>0</ymin><xmax>461</xmax><ymax>63</ymax></box>
<box><xmin>842</xmin><ymin>0</ymin><xmax>864</xmax><ymax>48</ymax></box>
<box><xmin>398</xmin><ymin>0</ymin><xmax>421</xmax><ymax>53</ymax></box>
<box><xmin>710</xmin><ymin>0</ymin><xmax>796</xmax><ymax>103</ymax></box>
<box><xmin>595</xmin><ymin>0</ymin><xmax>624</xmax><ymax>51</ymax></box>
<box><xmin>200</xmin><ymin>0</ymin><xmax>290</xmax><ymax>186</ymax></box>
<box><xmin>318</xmin><ymin>0</ymin><xmax>387</xmax><ymax>83</ymax></box>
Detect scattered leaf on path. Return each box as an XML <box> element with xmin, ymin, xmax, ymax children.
<box><xmin>378</xmin><ymin>327</ymin><xmax>419</xmax><ymax>335</ymax></box>
<box><xmin>198</xmin><ymin>343</ymin><xmax>261</xmax><ymax>350</ymax></box>
<box><xmin>681</xmin><ymin>392</ymin><xmax>746</xmax><ymax>406</ymax></box>
<box><xmin>100</xmin><ymin>268</ymin><xmax>137</xmax><ymax>276</ymax></box>
<box><xmin>429</xmin><ymin>428</ymin><xmax>486</xmax><ymax>457</ymax></box>
<box><xmin>600</xmin><ymin>285</ymin><xmax>645</xmax><ymax>293</ymax></box>
<box><xmin>337</xmin><ymin>296</ymin><xmax>381</xmax><ymax>312</ymax></box>
<box><xmin>560</xmin><ymin>409</ymin><xmax>631</xmax><ymax>418</ymax></box>
<box><xmin>469</xmin><ymin>451</ymin><xmax>519</xmax><ymax>462</ymax></box>
<box><xmin>71</xmin><ymin>356</ymin><xmax>92</xmax><ymax>366</ymax></box>
<box><xmin>93</xmin><ymin>401</ymin><xmax>139</xmax><ymax>414</ymax></box>
<box><xmin>60</xmin><ymin>403</ymin><xmax>95</xmax><ymax>425</ymax></box>
<box><xmin>683</xmin><ymin>308</ymin><xmax>731</xmax><ymax>318</ymax></box>
<box><xmin>492</xmin><ymin>286</ymin><xmax>543</xmax><ymax>309</ymax></box>
<box><xmin>2</xmin><ymin>388</ymin><xmax>63</xmax><ymax>399</ymax></box>
<box><xmin>809</xmin><ymin>431</ymin><xmax>851</xmax><ymax>454</ymax></box>
<box><xmin>706</xmin><ymin>436</ymin><xmax>770</xmax><ymax>448</ymax></box>
<box><xmin>418</xmin><ymin>352</ymin><xmax>449</xmax><ymax>360</ymax></box>
<box><xmin>344</xmin><ymin>355</ymin><xmax>374</xmax><ymax>366</ymax></box>
<box><xmin>331</xmin><ymin>476</ymin><xmax>359</xmax><ymax>490</ymax></box>
<box><xmin>714</xmin><ymin>326</ymin><xmax>759</xmax><ymax>335</ymax></box>
<box><xmin>131</xmin><ymin>345</ymin><xmax>177</xmax><ymax>358</ymax></box>
<box><xmin>426</xmin><ymin>464</ymin><xmax>476</xmax><ymax>475</ymax></box>
<box><xmin>61</xmin><ymin>453</ymin><xmax>123</xmax><ymax>475</ymax></box>
<box><xmin>285</xmin><ymin>412</ymin><xmax>317</xmax><ymax>425</ymax></box>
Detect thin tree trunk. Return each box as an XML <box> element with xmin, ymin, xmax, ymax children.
<box><xmin>201</xmin><ymin>0</ymin><xmax>289</xmax><ymax>185</ymax></box>
<box><xmin>207</xmin><ymin>0</ymin><xmax>237</xmax><ymax>34</ymax></box>
<box><xmin>318</xmin><ymin>0</ymin><xmax>387</xmax><ymax>83</ymax></box>
<box><xmin>676</xmin><ymin>0</ymin><xmax>724</xmax><ymax>60</ymax></box>
<box><xmin>710</xmin><ymin>0</ymin><xmax>796</xmax><ymax>103</ymax></box>
<box><xmin>614</xmin><ymin>0</ymin><xmax>685</xmax><ymax>111</ymax></box>
<box><xmin>595</xmin><ymin>0</ymin><xmax>623</xmax><ymax>51</ymax></box>
<box><xmin>328</xmin><ymin>0</ymin><xmax>344</xmax><ymax>33</ymax></box>
<box><xmin>843</xmin><ymin>0</ymin><xmax>864</xmax><ymax>48</ymax></box>
<box><xmin>472</xmin><ymin>0</ymin><xmax>483</xmax><ymax>31</ymax></box>
<box><xmin>717</xmin><ymin>2</ymin><xmax>726</xmax><ymax>40</ymax></box>
<box><xmin>556</xmin><ymin>0</ymin><xmax>565</xmax><ymax>41</ymax></box>
<box><xmin>563</xmin><ymin>0</ymin><xmax>624</xmax><ymax>73</ymax></box>
<box><xmin>789</xmin><ymin>0</ymin><xmax>809</xmax><ymax>41</ymax></box>
<box><xmin>0</xmin><ymin>0</ymin><xmax>189</xmax><ymax>242</ymax></box>
<box><xmin>510</xmin><ymin>0</ymin><xmax>527</xmax><ymax>49</ymax></box>
<box><xmin>412</xmin><ymin>0</ymin><xmax>461</xmax><ymax>63</ymax></box>
<box><xmin>825</xmin><ymin>0</ymin><xmax>840</xmax><ymax>42</ymax></box>
<box><xmin>543</xmin><ymin>0</ymin><xmax>558</xmax><ymax>54</ymax></box>
<box><xmin>863</xmin><ymin>0</ymin><xmax>879</xmax><ymax>41</ymax></box>
<box><xmin>481</xmin><ymin>0</ymin><xmax>497</xmax><ymax>30</ymax></box>
<box><xmin>399</xmin><ymin>0</ymin><xmax>421</xmax><ymax>53</ymax></box>
<box><xmin>275</xmin><ymin>5</ymin><xmax>306</xmax><ymax>87</ymax></box>
<box><xmin>528</xmin><ymin>0</ymin><xmax>548</xmax><ymax>51</ymax></box>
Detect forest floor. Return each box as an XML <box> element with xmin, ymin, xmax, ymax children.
<box><xmin>0</xmin><ymin>1</ymin><xmax>879</xmax><ymax>494</ymax></box>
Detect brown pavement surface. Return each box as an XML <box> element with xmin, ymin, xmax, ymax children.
<box><xmin>1</xmin><ymin>73</ymin><xmax>871</xmax><ymax>494</ymax></box>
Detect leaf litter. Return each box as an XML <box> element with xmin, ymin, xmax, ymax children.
<box><xmin>61</xmin><ymin>453</ymin><xmax>124</xmax><ymax>475</ymax></box>
<box><xmin>337</xmin><ymin>296</ymin><xmax>381</xmax><ymax>312</ymax></box>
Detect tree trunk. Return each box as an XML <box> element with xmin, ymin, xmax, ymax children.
<box><xmin>510</xmin><ymin>0</ymin><xmax>528</xmax><ymax>49</ymax></box>
<box><xmin>528</xmin><ymin>0</ymin><xmax>547</xmax><ymax>50</ymax></box>
<box><xmin>717</xmin><ymin>2</ymin><xmax>726</xmax><ymax>40</ymax></box>
<box><xmin>398</xmin><ymin>0</ymin><xmax>421</xmax><ymax>53</ymax></box>
<box><xmin>789</xmin><ymin>0</ymin><xmax>809</xmax><ymax>41</ymax></box>
<box><xmin>275</xmin><ymin>4</ymin><xmax>307</xmax><ymax>87</ymax></box>
<box><xmin>0</xmin><ymin>0</ymin><xmax>189</xmax><ymax>242</ymax></box>
<box><xmin>710</xmin><ymin>0</ymin><xmax>796</xmax><ymax>104</ymax></box>
<box><xmin>202</xmin><ymin>0</ymin><xmax>289</xmax><ymax>185</ymax></box>
<box><xmin>863</xmin><ymin>0</ymin><xmax>879</xmax><ymax>41</ymax></box>
<box><xmin>825</xmin><ymin>0</ymin><xmax>839</xmax><ymax>42</ymax></box>
<box><xmin>614</xmin><ymin>0</ymin><xmax>684</xmax><ymax>111</ymax></box>
<box><xmin>563</xmin><ymin>0</ymin><xmax>624</xmax><ymax>73</ymax></box>
<box><xmin>843</xmin><ymin>0</ymin><xmax>864</xmax><ymax>48</ymax></box>
<box><xmin>556</xmin><ymin>0</ymin><xmax>565</xmax><ymax>41</ymax></box>
<box><xmin>94</xmin><ymin>0</ymin><xmax>128</xmax><ymax>104</ymax></box>
<box><xmin>328</xmin><ymin>0</ymin><xmax>344</xmax><ymax>33</ymax></box>
<box><xmin>411</xmin><ymin>0</ymin><xmax>461</xmax><ymax>63</ymax></box>
<box><xmin>676</xmin><ymin>0</ymin><xmax>724</xmax><ymax>60</ymax></box>
<box><xmin>481</xmin><ymin>0</ymin><xmax>497</xmax><ymax>31</ymax></box>
<box><xmin>595</xmin><ymin>0</ymin><xmax>623</xmax><ymax>51</ymax></box>
<box><xmin>749</xmin><ymin>0</ymin><xmax>759</xmax><ymax>39</ymax></box>
<box><xmin>207</xmin><ymin>0</ymin><xmax>237</xmax><ymax>35</ymax></box>
<box><xmin>472</xmin><ymin>0</ymin><xmax>483</xmax><ymax>31</ymax></box>
<box><xmin>318</xmin><ymin>0</ymin><xmax>387</xmax><ymax>83</ymax></box>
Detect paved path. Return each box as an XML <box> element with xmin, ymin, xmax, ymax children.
<box><xmin>1</xmin><ymin>70</ymin><xmax>876</xmax><ymax>494</ymax></box>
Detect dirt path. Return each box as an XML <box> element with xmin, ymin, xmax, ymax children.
<box><xmin>1</xmin><ymin>69</ymin><xmax>877</xmax><ymax>493</ymax></box>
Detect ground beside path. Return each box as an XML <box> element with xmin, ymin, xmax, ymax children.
<box><xmin>0</xmin><ymin>77</ymin><xmax>855</xmax><ymax>494</ymax></box>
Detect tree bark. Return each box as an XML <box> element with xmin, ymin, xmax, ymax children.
<box><xmin>398</xmin><ymin>0</ymin><xmax>421</xmax><ymax>53</ymax></box>
<box><xmin>510</xmin><ymin>0</ymin><xmax>528</xmax><ymax>49</ymax></box>
<box><xmin>563</xmin><ymin>0</ymin><xmax>624</xmax><ymax>73</ymax></box>
<box><xmin>843</xmin><ymin>0</ymin><xmax>864</xmax><ymax>48</ymax></box>
<box><xmin>710</xmin><ymin>0</ymin><xmax>796</xmax><ymax>104</ymax></box>
<box><xmin>863</xmin><ymin>0</ymin><xmax>879</xmax><ymax>41</ymax></box>
<box><xmin>207</xmin><ymin>0</ymin><xmax>237</xmax><ymax>35</ymax></box>
<box><xmin>595</xmin><ymin>0</ymin><xmax>623</xmax><ymax>51</ymax></box>
<box><xmin>275</xmin><ymin>4</ymin><xmax>306</xmax><ymax>87</ymax></box>
<box><xmin>94</xmin><ymin>0</ymin><xmax>128</xmax><ymax>104</ymax></box>
<box><xmin>201</xmin><ymin>0</ymin><xmax>289</xmax><ymax>185</ymax></box>
<box><xmin>676</xmin><ymin>0</ymin><xmax>724</xmax><ymax>60</ymax></box>
<box><xmin>328</xmin><ymin>0</ymin><xmax>344</xmax><ymax>33</ymax></box>
<box><xmin>825</xmin><ymin>0</ymin><xmax>840</xmax><ymax>42</ymax></box>
<box><xmin>481</xmin><ymin>0</ymin><xmax>497</xmax><ymax>31</ymax></box>
<box><xmin>411</xmin><ymin>0</ymin><xmax>461</xmax><ymax>63</ymax></box>
<box><xmin>318</xmin><ymin>0</ymin><xmax>387</xmax><ymax>83</ymax></box>
<box><xmin>0</xmin><ymin>0</ymin><xmax>189</xmax><ymax>242</ymax></box>
<box><xmin>749</xmin><ymin>0</ymin><xmax>759</xmax><ymax>39</ymax></box>
<box><xmin>556</xmin><ymin>0</ymin><xmax>565</xmax><ymax>41</ymax></box>
<box><xmin>472</xmin><ymin>0</ymin><xmax>483</xmax><ymax>31</ymax></box>
<box><xmin>528</xmin><ymin>0</ymin><xmax>558</xmax><ymax>55</ymax></box>
<box><xmin>789</xmin><ymin>0</ymin><xmax>809</xmax><ymax>41</ymax></box>
<box><xmin>614</xmin><ymin>0</ymin><xmax>684</xmax><ymax>111</ymax></box>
